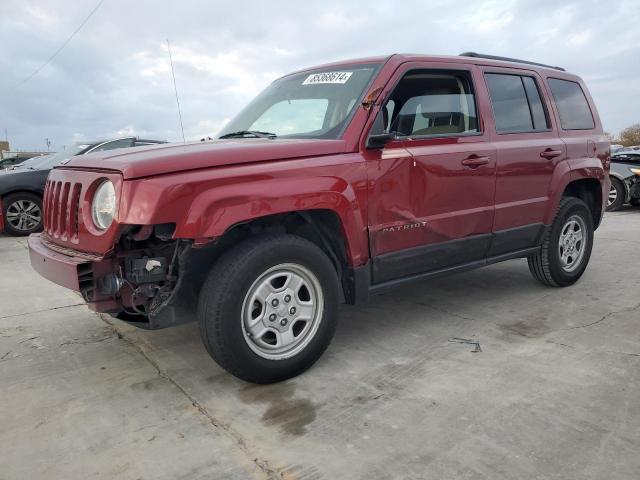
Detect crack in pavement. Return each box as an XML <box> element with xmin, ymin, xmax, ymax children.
<box><xmin>59</xmin><ymin>335</ymin><xmax>114</xmax><ymax>347</ymax></box>
<box><xmin>606</xmin><ymin>351</ymin><xmax>640</xmax><ymax>358</ymax></box>
<box><xmin>564</xmin><ymin>301</ymin><xmax>640</xmax><ymax>331</ymax></box>
<box><xmin>546</xmin><ymin>342</ymin><xmax>640</xmax><ymax>360</ymax></box>
<box><xmin>98</xmin><ymin>314</ymin><xmax>283</xmax><ymax>480</ymax></box>
<box><xmin>0</xmin><ymin>303</ymin><xmax>86</xmax><ymax>320</ymax></box>
<box><xmin>596</xmin><ymin>237</ymin><xmax>640</xmax><ymax>246</ymax></box>
<box><xmin>0</xmin><ymin>352</ymin><xmax>24</xmax><ymax>363</ymax></box>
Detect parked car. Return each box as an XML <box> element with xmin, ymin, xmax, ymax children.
<box><xmin>607</xmin><ymin>150</ymin><xmax>640</xmax><ymax>210</ymax></box>
<box><xmin>0</xmin><ymin>137</ymin><xmax>165</xmax><ymax>235</ymax></box>
<box><xmin>28</xmin><ymin>53</ymin><xmax>608</xmax><ymax>383</ymax></box>
<box><xmin>610</xmin><ymin>144</ymin><xmax>625</xmax><ymax>154</ymax></box>
<box><xmin>0</xmin><ymin>156</ymin><xmax>34</xmax><ymax>170</ymax></box>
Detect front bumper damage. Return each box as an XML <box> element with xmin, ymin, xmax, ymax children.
<box><xmin>628</xmin><ymin>175</ymin><xmax>640</xmax><ymax>201</ymax></box>
<box><xmin>28</xmin><ymin>232</ymin><xmax>199</xmax><ymax>329</ymax></box>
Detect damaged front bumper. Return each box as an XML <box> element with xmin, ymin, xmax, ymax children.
<box><xmin>28</xmin><ymin>233</ymin><xmax>198</xmax><ymax>329</ymax></box>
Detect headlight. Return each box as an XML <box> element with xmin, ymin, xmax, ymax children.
<box><xmin>630</xmin><ymin>167</ymin><xmax>640</xmax><ymax>176</ymax></box>
<box><xmin>91</xmin><ymin>180</ymin><xmax>116</xmax><ymax>230</ymax></box>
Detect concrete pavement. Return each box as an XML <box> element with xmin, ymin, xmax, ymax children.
<box><xmin>1</xmin><ymin>208</ymin><xmax>639</xmax><ymax>479</ymax></box>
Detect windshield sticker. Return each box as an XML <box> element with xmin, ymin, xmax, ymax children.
<box><xmin>302</xmin><ymin>71</ymin><xmax>353</xmax><ymax>85</ymax></box>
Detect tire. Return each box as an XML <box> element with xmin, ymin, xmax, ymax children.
<box><xmin>198</xmin><ymin>234</ymin><xmax>339</xmax><ymax>384</ymax></box>
<box><xmin>2</xmin><ymin>192</ymin><xmax>44</xmax><ymax>236</ymax></box>
<box><xmin>528</xmin><ymin>197</ymin><xmax>594</xmax><ymax>287</ymax></box>
<box><xmin>606</xmin><ymin>177</ymin><xmax>625</xmax><ymax>211</ymax></box>
<box><xmin>630</xmin><ymin>198</ymin><xmax>640</xmax><ymax>207</ymax></box>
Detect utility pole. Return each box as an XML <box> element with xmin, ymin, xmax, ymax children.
<box><xmin>45</xmin><ymin>138</ymin><xmax>51</xmax><ymax>152</ymax></box>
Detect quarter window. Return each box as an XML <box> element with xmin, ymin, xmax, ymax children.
<box><xmin>485</xmin><ymin>73</ymin><xmax>550</xmax><ymax>133</ymax></box>
<box><xmin>385</xmin><ymin>70</ymin><xmax>479</xmax><ymax>137</ymax></box>
<box><xmin>548</xmin><ymin>78</ymin><xmax>595</xmax><ymax>130</ymax></box>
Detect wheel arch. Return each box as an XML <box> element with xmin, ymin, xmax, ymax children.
<box><xmin>1</xmin><ymin>188</ymin><xmax>44</xmax><ymax>202</ymax></box>
<box><xmin>561</xmin><ymin>178</ymin><xmax>603</xmax><ymax>228</ymax></box>
<box><xmin>187</xmin><ymin>209</ymin><xmax>362</xmax><ymax>305</ymax></box>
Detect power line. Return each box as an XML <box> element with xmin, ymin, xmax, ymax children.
<box><xmin>13</xmin><ymin>0</ymin><xmax>106</xmax><ymax>89</ymax></box>
<box><xmin>166</xmin><ymin>39</ymin><xmax>186</xmax><ymax>143</ymax></box>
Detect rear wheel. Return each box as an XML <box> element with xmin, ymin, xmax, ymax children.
<box><xmin>198</xmin><ymin>234</ymin><xmax>339</xmax><ymax>384</ymax></box>
<box><xmin>606</xmin><ymin>177</ymin><xmax>625</xmax><ymax>211</ymax></box>
<box><xmin>528</xmin><ymin>197</ymin><xmax>594</xmax><ymax>287</ymax></box>
<box><xmin>2</xmin><ymin>193</ymin><xmax>43</xmax><ymax>236</ymax></box>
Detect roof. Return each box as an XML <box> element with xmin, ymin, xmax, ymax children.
<box><xmin>283</xmin><ymin>53</ymin><xmax>574</xmax><ymax>81</ymax></box>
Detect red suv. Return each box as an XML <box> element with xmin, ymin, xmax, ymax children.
<box><xmin>28</xmin><ymin>53</ymin><xmax>609</xmax><ymax>383</ymax></box>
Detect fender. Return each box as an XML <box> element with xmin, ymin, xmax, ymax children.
<box><xmin>543</xmin><ymin>156</ymin><xmax>606</xmax><ymax>225</ymax></box>
<box><xmin>119</xmin><ymin>155</ymin><xmax>370</xmax><ymax>266</ymax></box>
<box><xmin>181</xmin><ymin>176</ymin><xmax>367</xmax><ymax>265</ymax></box>
<box><xmin>609</xmin><ymin>171</ymin><xmax>627</xmax><ymax>181</ymax></box>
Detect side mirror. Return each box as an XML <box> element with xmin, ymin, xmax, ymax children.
<box><xmin>366</xmin><ymin>132</ymin><xmax>394</xmax><ymax>149</ymax></box>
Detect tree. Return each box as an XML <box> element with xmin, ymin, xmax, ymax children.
<box><xmin>619</xmin><ymin>124</ymin><xmax>640</xmax><ymax>147</ymax></box>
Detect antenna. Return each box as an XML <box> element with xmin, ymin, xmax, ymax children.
<box><xmin>166</xmin><ymin>39</ymin><xmax>186</xmax><ymax>143</ymax></box>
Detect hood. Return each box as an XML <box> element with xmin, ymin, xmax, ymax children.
<box><xmin>60</xmin><ymin>138</ymin><xmax>348</xmax><ymax>179</ymax></box>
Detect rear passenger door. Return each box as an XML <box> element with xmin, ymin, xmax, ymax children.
<box><xmin>482</xmin><ymin>68</ymin><xmax>566</xmax><ymax>256</ymax></box>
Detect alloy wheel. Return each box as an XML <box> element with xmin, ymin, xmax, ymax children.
<box><xmin>6</xmin><ymin>200</ymin><xmax>42</xmax><ymax>232</ymax></box>
<box><xmin>558</xmin><ymin>214</ymin><xmax>587</xmax><ymax>273</ymax></box>
<box><xmin>607</xmin><ymin>184</ymin><xmax>617</xmax><ymax>207</ymax></box>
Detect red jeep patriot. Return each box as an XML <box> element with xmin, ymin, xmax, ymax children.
<box><xmin>28</xmin><ymin>53</ymin><xmax>609</xmax><ymax>383</ymax></box>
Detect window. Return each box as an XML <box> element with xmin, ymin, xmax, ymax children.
<box><xmin>485</xmin><ymin>73</ymin><xmax>550</xmax><ymax>133</ymax></box>
<box><xmin>522</xmin><ymin>77</ymin><xmax>548</xmax><ymax>130</ymax></box>
<box><xmin>548</xmin><ymin>78</ymin><xmax>595</xmax><ymax>130</ymax></box>
<box><xmin>91</xmin><ymin>139</ymin><xmax>134</xmax><ymax>152</ymax></box>
<box><xmin>250</xmin><ymin>99</ymin><xmax>328</xmax><ymax>136</ymax></box>
<box><xmin>219</xmin><ymin>64</ymin><xmax>380</xmax><ymax>139</ymax></box>
<box><xmin>385</xmin><ymin>70</ymin><xmax>479</xmax><ymax>137</ymax></box>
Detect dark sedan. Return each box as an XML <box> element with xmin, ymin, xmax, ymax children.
<box><xmin>0</xmin><ymin>137</ymin><xmax>165</xmax><ymax>235</ymax></box>
<box><xmin>0</xmin><ymin>156</ymin><xmax>34</xmax><ymax>170</ymax></box>
<box><xmin>607</xmin><ymin>150</ymin><xmax>640</xmax><ymax>211</ymax></box>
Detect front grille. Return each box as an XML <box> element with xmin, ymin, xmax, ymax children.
<box><xmin>43</xmin><ymin>180</ymin><xmax>82</xmax><ymax>242</ymax></box>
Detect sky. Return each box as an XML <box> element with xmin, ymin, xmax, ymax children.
<box><xmin>1</xmin><ymin>0</ymin><xmax>639</xmax><ymax>152</ymax></box>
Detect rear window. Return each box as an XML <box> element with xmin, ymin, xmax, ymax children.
<box><xmin>485</xmin><ymin>73</ymin><xmax>550</xmax><ymax>133</ymax></box>
<box><xmin>548</xmin><ymin>78</ymin><xmax>595</xmax><ymax>130</ymax></box>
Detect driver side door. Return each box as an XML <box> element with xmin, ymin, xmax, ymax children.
<box><xmin>366</xmin><ymin>62</ymin><xmax>497</xmax><ymax>284</ymax></box>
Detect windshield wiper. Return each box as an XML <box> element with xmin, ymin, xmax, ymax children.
<box><xmin>219</xmin><ymin>130</ymin><xmax>277</xmax><ymax>139</ymax></box>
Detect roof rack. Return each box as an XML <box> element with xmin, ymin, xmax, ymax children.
<box><xmin>459</xmin><ymin>52</ymin><xmax>565</xmax><ymax>71</ymax></box>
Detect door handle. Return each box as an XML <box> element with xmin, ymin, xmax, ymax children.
<box><xmin>461</xmin><ymin>155</ymin><xmax>490</xmax><ymax>168</ymax></box>
<box><xmin>540</xmin><ymin>149</ymin><xmax>562</xmax><ymax>159</ymax></box>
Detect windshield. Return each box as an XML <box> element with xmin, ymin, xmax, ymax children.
<box><xmin>219</xmin><ymin>63</ymin><xmax>381</xmax><ymax>140</ymax></box>
<box><xmin>19</xmin><ymin>145</ymin><xmax>89</xmax><ymax>170</ymax></box>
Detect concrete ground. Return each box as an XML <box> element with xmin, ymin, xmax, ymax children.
<box><xmin>1</xmin><ymin>208</ymin><xmax>639</xmax><ymax>480</ymax></box>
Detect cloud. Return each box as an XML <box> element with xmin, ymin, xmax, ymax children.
<box><xmin>0</xmin><ymin>0</ymin><xmax>639</xmax><ymax>151</ymax></box>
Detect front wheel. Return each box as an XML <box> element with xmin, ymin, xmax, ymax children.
<box><xmin>198</xmin><ymin>234</ymin><xmax>339</xmax><ymax>384</ymax></box>
<box><xmin>2</xmin><ymin>192</ymin><xmax>43</xmax><ymax>236</ymax></box>
<box><xmin>528</xmin><ymin>197</ymin><xmax>594</xmax><ymax>287</ymax></box>
<box><xmin>606</xmin><ymin>177</ymin><xmax>625</xmax><ymax>211</ymax></box>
